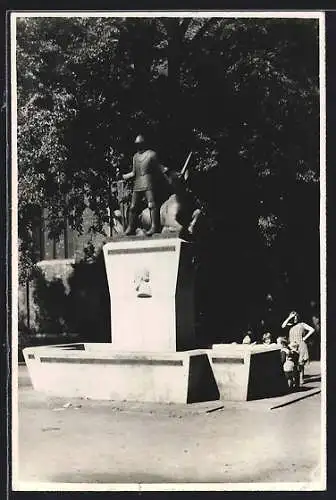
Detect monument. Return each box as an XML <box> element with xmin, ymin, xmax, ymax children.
<box><xmin>22</xmin><ymin>232</ymin><xmax>221</xmax><ymax>403</ymax></box>
<box><xmin>23</xmin><ymin>137</ymin><xmax>288</xmax><ymax>404</ymax></box>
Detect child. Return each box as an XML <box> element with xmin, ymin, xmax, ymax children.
<box><xmin>289</xmin><ymin>341</ymin><xmax>301</xmax><ymax>387</ymax></box>
<box><xmin>262</xmin><ymin>332</ymin><xmax>274</xmax><ymax>345</ymax></box>
<box><xmin>242</xmin><ymin>330</ymin><xmax>256</xmax><ymax>345</ymax></box>
<box><xmin>278</xmin><ymin>337</ymin><xmax>299</xmax><ymax>391</ymax></box>
<box><xmin>242</xmin><ymin>334</ymin><xmax>252</xmax><ymax>344</ymax></box>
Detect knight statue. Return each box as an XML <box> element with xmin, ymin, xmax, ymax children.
<box><xmin>123</xmin><ymin>134</ymin><xmax>169</xmax><ymax>236</ymax></box>
<box><xmin>121</xmin><ymin>136</ymin><xmax>208</xmax><ymax>240</ymax></box>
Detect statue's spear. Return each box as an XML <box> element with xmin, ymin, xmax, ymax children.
<box><xmin>180</xmin><ymin>151</ymin><xmax>193</xmax><ymax>179</ymax></box>
<box><xmin>180</xmin><ymin>150</ymin><xmax>207</xmax><ymax>215</ymax></box>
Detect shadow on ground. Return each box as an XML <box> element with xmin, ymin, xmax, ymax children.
<box><xmin>304</xmin><ymin>375</ymin><xmax>321</xmax><ymax>384</ymax></box>
<box><xmin>295</xmin><ymin>385</ymin><xmax>318</xmax><ymax>393</ymax></box>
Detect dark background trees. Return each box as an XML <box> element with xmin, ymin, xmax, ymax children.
<box><xmin>16</xmin><ymin>16</ymin><xmax>320</xmax><ymax>343</ymax></box>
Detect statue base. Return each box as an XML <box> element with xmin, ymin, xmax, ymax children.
<box><xmin>22</xmin><ymin>238</ymin><xmax>288</xmax><ymax>405</ymax></box>
<box><xmin>22</xmin><ymin>343</ymin><xmax>288</xmax><ymax>404</ymax></box>
<box><xmin>103</xmin><ymin>236</ymin><xmax>197</xmax><ymax>352</ymax></box>
<box><xmin>22</xmin><ymin>343</ymin><xmax>219</xmax><ymax>404</ymax></box>
<box><xmin>209</xmin><ymin>344</ymin><xmax>288</xmax><ymax>401</ymax></box>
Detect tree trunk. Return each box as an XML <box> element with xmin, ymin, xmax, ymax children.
<box><xmin>165</xmin><ymin>20</ymin><xmax>187</xmax><ymax>161</ymax></box>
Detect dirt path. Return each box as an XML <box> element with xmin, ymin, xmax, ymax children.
<box><xmin>16</xmin><ymin>365</ymin><xmax>322</xmax><ymax>486</ymax></box>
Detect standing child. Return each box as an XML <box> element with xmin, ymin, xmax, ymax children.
<box><xmin>278</xmin><ymin>337</ymin><xmax>299</xmax><ymax>391</ymax></box>
<box><xmin>288</xmin><ymin>341</ymin><xmax>300</xmax><ymax>389</ymax></box>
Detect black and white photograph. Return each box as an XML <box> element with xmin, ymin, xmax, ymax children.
<box><xmin>11</xmin><ymin>11</ymin><xmax>326</xmax><ymax>490</ymax></box>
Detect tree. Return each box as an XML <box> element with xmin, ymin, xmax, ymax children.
<box><xmin>16</xmin><ymin>16</ymin><xmax>320</xmax><ymax>336</ymax></box>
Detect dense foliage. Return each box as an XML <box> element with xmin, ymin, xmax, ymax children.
<box><xmin>16</xmin><ymin>16</ymin><xmax>320</xmax><ymax>337</ymax></box>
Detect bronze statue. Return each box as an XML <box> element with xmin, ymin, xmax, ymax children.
<box><xmin>123</xmin><ymin>135</ymin><xmax>168</xmax><ymax>236</ymax></box>
<box><xmin>139</xmin><ymin>173</ymin><xmax>204</xmax><ymax>239</ymax></box>
<box><xmin>122</xmin><ymin>142</ymin><xmax>207</xmax><ymax>239</ymax></box>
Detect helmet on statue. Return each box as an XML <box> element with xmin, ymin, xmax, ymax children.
<box><xmin>134</xmin><ymin>134</ymin><xmax>145</xmax><ymax>145</ymax></box>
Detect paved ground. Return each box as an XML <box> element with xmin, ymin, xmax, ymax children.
<box><xmin>16</xmin><ymin>362</ymin><xmax>323</xmax><ymax>487</ymax></box>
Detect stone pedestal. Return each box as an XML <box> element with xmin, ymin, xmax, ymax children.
<box><xmin>23</xmin><ymin>236</ymin><xmax>219</xmax><ymax>404</ymax></box>
<box><xmin>209</xmin><ymin>344</ymin><xmax>288</xmax><ymax>401</ymax></box>
<box><xmin>22</xmin><ymin>344</ymin><xmax>219</xmax><ymax>404</ymax></box>
<box><xmin>102</xmin><ymin>237</ymin><xmax>196</xmax><ymax>352</ymax></box>
<box><xmin>23</xmin><ymin>236</ymin><xmax>288</xmax><ymax>404</ymax></box>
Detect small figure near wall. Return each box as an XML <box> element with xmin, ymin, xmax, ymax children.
<box><xmin>281</xmin><ymin>310</ymin><xmax>315</xmax><ymax>385</ymax></box>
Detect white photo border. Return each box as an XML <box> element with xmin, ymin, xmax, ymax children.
<box><xmin>10</xmin><ymin>10</ymin><xmax>326</xmax><ymax>492</ymax></box>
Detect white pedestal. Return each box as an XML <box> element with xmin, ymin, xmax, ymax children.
<box><xmin>208</xmin><ymin>344</ymin><xmax>288</xmax><ymax>401</ymax></box>
<box><xmin>102</xmin><ymin>237</ymin><xmax>196</xmax><ymax>352</ymax></box>
<box><xmin>22</xmin><ymin>344</ymin><xmax>219</xmax><ymax>404</ymax></box>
